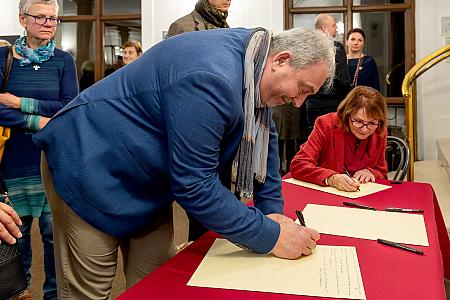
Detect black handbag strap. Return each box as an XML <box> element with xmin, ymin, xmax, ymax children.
<box><xmin>1</xmin><ymin>46</ymin><xmax>13</xmax><ymax>93</ymax></box>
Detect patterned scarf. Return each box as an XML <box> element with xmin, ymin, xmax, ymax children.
<box><xmin>232</xmin><ymin>28</ymin><xmax>271</xmax><ymax>199</ymax></box>
<box><xmin>14</xmin><ymin>36</ymin><xmax>55</xmax><ymax>66</ymax></box>
<box><xmin>195</xmin><ymin>0</ymin><xmax>229</xmax><ymax>30</ymax></box>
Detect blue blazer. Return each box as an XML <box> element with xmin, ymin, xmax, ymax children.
<box><xmin>34</xmin><ymin>28</ymin><xmax>283</xmax><ymax>253</ymax></box>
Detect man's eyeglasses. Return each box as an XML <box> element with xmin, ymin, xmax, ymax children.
<box><xmin>350</xmin><ymin>117</ymin><xmax>379</xmax><ymax>130</ymax></box>
<box><xmin>23</xmin><ymin>13</ymin><xmax>62</xmax><ymax>26</ymax></box>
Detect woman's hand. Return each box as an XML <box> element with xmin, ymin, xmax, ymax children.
<box><xmin>0</xmin><ymin>202</ymin><xmax>22</xmax><ymax>244</ymax></box>
<box><xmin>39</xmin><ymin>117</ymin><xmax>51</xmax><ymax>130</ymax></box>
<box><xmin>0</xmin><ymin>93</ymin><xmax>21</xmax><ymax>109</ymax></box>
<box><xmin>327</xmin><ymin>174</ymin><xmax>360</xmax><ymax>192</ymax></box>
<box><xmin>353</xmin><ymin>169</ymin><xmax>375</xmax><ymax>183</ymax></box>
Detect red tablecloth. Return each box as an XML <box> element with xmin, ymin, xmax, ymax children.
<box><xmin>119</xmin><ymin>180</ymin><xmax>449</xmax><ymax>300</ymax></box>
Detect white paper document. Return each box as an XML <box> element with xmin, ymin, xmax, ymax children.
<box><xmin>188</xmin><ymin>239</ymin><xmax>366</xmax><ymax>299</ymax></box>
<box><xmin>283</xmin><ymin>178</ymin><xmax>391</xmax><ymax>198</ymax></box>
<box><xmin>302</xmin><ymin>204</ymin><xmax>429</xmax><ymax>246</ymax></box>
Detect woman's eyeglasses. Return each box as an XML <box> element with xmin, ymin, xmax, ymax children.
<box><xmin>23</xmin><ymin>13</ymin><xmax>62</xmax><ymax>26</ymax></box>
<box><xmin>350</xmin><ymin>118</ymin><xmax>379</xmax><ymax>130</ymax></box>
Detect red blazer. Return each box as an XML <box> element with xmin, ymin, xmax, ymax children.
<box><xmin>290</xmin><ymin>113</ymin><xmax>388</xmax><ymax>186</ymax></box>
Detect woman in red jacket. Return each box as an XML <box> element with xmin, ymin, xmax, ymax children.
<box><xmin>290</xmin><ymin>86</ymin><xmax>388</xmax><ymax>191</ymax></box>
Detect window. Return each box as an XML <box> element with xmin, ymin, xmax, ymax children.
<box><xmin>353</xmin><ymin>11</ymin><xmax>406</xmax><ymax>97</ymax></box>
<box><xmin>57</xmin><ymin>0</ymin><xmax>141</xmax><ymax>89</ymax></box>
<box><xmin>293</xmin><ymin>0</ymin><xmax>343</xmax><ymax>7</ymax></box>
<box><xmin>285</xmin><ymin>0</ymin><xmax>414</xmax><ymax>100</ymax></box>
<box><xmin>55</xmin><ymin>21</ymin><xmax>96</xmax><ymax>91</ymax></box>
<box><xmin>285</xmin><ymin>0</ymin><xmax>415</xmax><ymax>137</ymax></box>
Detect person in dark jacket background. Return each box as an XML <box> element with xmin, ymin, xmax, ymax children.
<box><xmin>346</xmin><ymin>28</ymin><xmax>380</xmax><ymax>91</ymax></box>
<box><xmin>305</xmin><ymin>14</ymin><xmax>350</xmax><ymax>135</ymax></box>
<box><xmin>168</xmin><ymin>0</ymin><xmax>231</xmax><ymax>37</ymax></box>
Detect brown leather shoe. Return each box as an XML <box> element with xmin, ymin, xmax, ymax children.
<box><xmin>11</xmin><ymin>288</ymin><xmax>32</xmax><ymax>300</ymax></box>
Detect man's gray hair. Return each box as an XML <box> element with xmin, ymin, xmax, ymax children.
<box><xmin>19</xmin><ymin>0</ymin><xmax>59</xmax><ymax>14</ymax></box>
<box><xmin>269</xmin><ymin>27</ymin><xmax>336</xmax><ymax>90</ymax></box>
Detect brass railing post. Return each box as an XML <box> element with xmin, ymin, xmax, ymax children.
<box><xmin>401</xmin><ymin>45</ymin><xmax>450</xmax><ymax>181</ymax></box>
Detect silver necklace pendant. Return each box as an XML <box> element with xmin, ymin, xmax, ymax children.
<box><xmin>33</xmin><ymin>65</ymin><xmax>40</xmax><ymax>71</ymax></box>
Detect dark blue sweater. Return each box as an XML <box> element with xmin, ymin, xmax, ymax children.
<box><xmin>34</xmin><ymin>28</ymin><xmax>283</xmax><ymax>254</ymax></box>
<box><xmin>348</xmin><ymin>55</ymin><xmax>380</xmax><ymax>91</ymax></box>
<box><xmin>0</xmin><ymin>47</ymin><xmax>78</xmax><ymax>179</ymax></box>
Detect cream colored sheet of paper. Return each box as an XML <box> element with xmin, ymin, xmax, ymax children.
<box><xmin>188</xmin><ymin>239</ymin><xmax>366</xmax><ymax>300</ymax></box>
<box><xmin>283</xmin><ymin>178</ymin><xmax>391</xmax><ymax>198</ymax></box>
<box><xmin>302</xmin><ymin>204</ymin><xmax>429</xmax><ymax>246</ymax></box>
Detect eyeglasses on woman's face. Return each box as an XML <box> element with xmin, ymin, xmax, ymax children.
<box><xmin>23</xmin><ymin>13</ymin><xmax>62</xmax><ymax>26</ymax></box>
<box><xmin>350</xmin><ymin>117</ymin><xmax>379</xmax><ymax>130</ymax></box>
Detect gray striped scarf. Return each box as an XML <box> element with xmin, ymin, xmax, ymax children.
<box><xmin>232</xmin><ymin>28</ymin><xmax>271</xmax><ymax>199</ymax></box>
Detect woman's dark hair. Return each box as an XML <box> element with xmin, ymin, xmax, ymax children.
<box><xmin>346</xmin><ymin>28</ymin><xmax>366</xmax><ymax>41</ymax></box>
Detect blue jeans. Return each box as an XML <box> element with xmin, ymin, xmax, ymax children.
<box><xmin>18</xmin><ymin>213</ymin><xmax>57</xmax><ymax>300</ymax></box>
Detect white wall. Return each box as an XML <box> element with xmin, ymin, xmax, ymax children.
<box><xmin>142</xmin><ymin>0</ymin><xmax>284</xmax><ymax>50</ymax></box>
<box><xmin>0</xmin><ymin>0</ymin><xmax>22</xmax><ymax>36</ymax></box>
<box><xmin>415</xmin><ymin>0</ymin><xmax>450</xmax><ymax>160</ymax></box>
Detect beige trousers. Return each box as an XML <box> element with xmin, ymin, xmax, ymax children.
<box><xmin>41</xmin><ymin>154</ymin><xmax>176</xmax><ymax>299</ymax></box>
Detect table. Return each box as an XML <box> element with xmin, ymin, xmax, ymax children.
<box><xmin>118</xmin><ymin>180</ymin><xmax>450</xmax><ymax>300</ymax></box>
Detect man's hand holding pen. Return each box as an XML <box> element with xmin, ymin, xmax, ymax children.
<box><xmin>267</xmin><ymin>213</ymin><xmax>320</xmax><ymax>260</ymax></box>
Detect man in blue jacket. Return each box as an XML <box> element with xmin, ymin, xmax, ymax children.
<box><xmin>33</xmin><ymin>27</ymin><xmax>335</xmax><ymax>299</ymax></box>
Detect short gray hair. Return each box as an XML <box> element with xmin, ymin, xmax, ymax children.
<box><xmin>269</xmin><ymin>27</ymin><xmax>336</xmax><ymax>90</ymax></box>
<box><xmin>19</xmin><ymin>0</ymin><xmax>59</xmax><ymax>14</ymax></box>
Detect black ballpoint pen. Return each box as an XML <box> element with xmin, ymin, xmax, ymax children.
<box><xmin>343</xmin><ymin>168</ymin><xmax>360</xmax><ymax>191</ymax></box>
<box><xmin>295</xmin><ymin>210</ymin><xmax>306</xmax><ymax>227</ymax></box>
<box><xmin>384</xmin><ymin>207</ymin><xmax>424</xmax><ymax>213</ymax></box>
<box><xmin>343</xmin><ymin>201</ymin><xmax>377</xmax><ymax>210</ymax></box>
<box><xmin>377</xmin><ymin>238</ymin><xmax>424</xmax><ymax>255</ymax></box>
